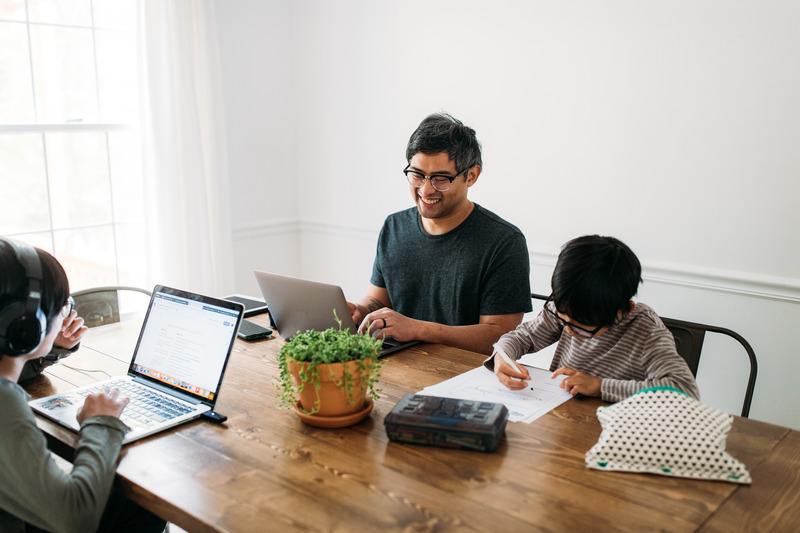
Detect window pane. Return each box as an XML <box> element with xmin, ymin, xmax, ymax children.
<box><xmin>116</xmin><ymin>220</ymin><xmax>148</xmax><ymax>288</ymax></box>
<box><xmin>0</xmin><ymin>0</ymin><xmax>26</xmax><ymax>20</ymax></box>
<box><xmin>0</xmin><ymin>22</ymin><xmax>35</xmax><ymax>123</ymax></box>
<box><xmin>29</xmin><ymin>24</ymin><xmax>97</xmax><ymax>122</ymax></box>
<box><xmin>46</xmin><ymin>132</ymin><xmax>112</xmax><ymax>227</ymax></box>
<box><xmin>4</xmin><ymin>0</ymin><xmax>146</xmax><ymax>299</ymax></box>
<box><xmin>27</xmin><ymin>0</ymin><xmax>92</xmax><ymax>26</ymax></box>
<box><xmin>108</xmin><ymin>131</ymin><xmax>145</xmax><ymax>223</ymax></box>
<box><xmin>54</xmin><ymin>226</ymin><xmax>116</xmax><ymax>290</ymax></box>
<box><xmin>92</xmin><ymin>0</ymin><xmax>138</xmax><ymax>31</ymax></box>
<box><xmin>4</xmin><ymin>233</ymin><xmax>53</xmax><ymax>256</ymax></box>
<box><xmin>96</xmin><ymin>28</ymin><xmax>139</xmax><ymax>122</ymax></box>
<box><xmin>0</xmin><ymin>134</ymin><xmax>50</xmax><ymax>234</ymax></box>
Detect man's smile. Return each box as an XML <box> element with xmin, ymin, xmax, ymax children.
<box><xmin>419</xmin><ymin>195</ymin><xmax>441</xmax><ymax>205</ymax></box>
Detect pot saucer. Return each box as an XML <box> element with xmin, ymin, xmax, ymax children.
<box><xmin>294</xmin><ymin>398</ymin><xmax>374</xmax><ymax>428</ymax></box>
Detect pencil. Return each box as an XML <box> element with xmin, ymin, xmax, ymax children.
<box><xmin>492</xmin><ymin>343</ymin><xmax>524</xmax><ymax>374</ymax></box>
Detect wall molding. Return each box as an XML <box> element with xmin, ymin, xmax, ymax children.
<box><xmin>530</xmin><ymin>251</ymin><xmax>800</xmax><ymax>304</ymax></box>
<box><xmin>232</xmin><ymin>218</ymin><xmax>299</xmax><ymax>240</ymax></box>
<box><xmin>233</xmin><ymin>220</ymin><xmax>800</xmax><ymax>303</ymax></box>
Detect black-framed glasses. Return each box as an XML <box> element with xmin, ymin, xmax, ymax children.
<box><xmin>403</xmin><ymin>164</ymin><xmax>470</xmax><ymax>192</ymax></box>
<box><xmin>543</xmin><ymin>296</ymin><xmax>602</xmax><ymax>338</ymax></box>
<box><xmin>61</xmin><ymin>296</ymin><xmax>74</xmax><ymax>318</ymax></box>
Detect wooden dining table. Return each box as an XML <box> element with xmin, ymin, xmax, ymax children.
<box><xmin>24</xmin><ymin>313</ymin><xmax>800</xmax><ymax>533</ymax></box>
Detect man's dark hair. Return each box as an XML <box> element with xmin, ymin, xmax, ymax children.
<box><xmin>0</xmin><ymin>241</ymin><xmax>70</xmax><ymax>338</ymax></box>
<box><xmin>405</xmin><ymin>113</ymin><xmax>482</xmax><ymax>171</ymax></box>
<box><xmin>550</xmin><ymin>235</ymin><xmax>642</xmax><ymax>328</ymax></box>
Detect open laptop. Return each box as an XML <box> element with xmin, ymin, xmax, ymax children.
<box><xmin>253</xmin><ymin>271</ymin><xmax>419</xmax><ymax>356</ymax></box>
<box><xmin>30</xmin><ymin>285</ymin><xmax>244</xmax><ymax>444</ymax></box>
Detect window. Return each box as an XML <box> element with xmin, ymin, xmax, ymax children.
<box><xmin>0</xmin><ymin>0</ymin><xmax>147</xmax><ymax>292</ymax></box>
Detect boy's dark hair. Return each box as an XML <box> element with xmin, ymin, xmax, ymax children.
<box><xmin>0</xmin><ymin>241</ymin><xmax>70</xmax><ymax>340</ymax></box>
<box><xmin>551</xmin><ymin>235</ymin><xmax>642</xmax><ymax>328</ymax></box>
<box><xmin>406</xmin><ymin>113</ymin><xmax>482</xmax><ymax>171</ymax></box>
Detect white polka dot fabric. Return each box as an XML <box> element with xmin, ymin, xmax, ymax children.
<box><xmin>585</xmin><ymin>387</ymin><xmax>751</xmax><ymax>484</ymax></box>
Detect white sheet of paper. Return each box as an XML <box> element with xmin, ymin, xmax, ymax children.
<box><xmin>419</xmin><ymin>363</ymin><xmax>573</xmax><ymax>423</ymax></box>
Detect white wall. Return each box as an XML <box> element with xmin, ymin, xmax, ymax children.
<box><xmin>214</xmin><ymin>0</ymin><xmax>800</xmax><ymax>429</ymax></box>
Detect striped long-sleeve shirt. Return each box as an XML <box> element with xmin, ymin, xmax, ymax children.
<box><xmin>490</xmin><ymin>301</ymin><xmax>700</xmax><ymax>402</ymax></box>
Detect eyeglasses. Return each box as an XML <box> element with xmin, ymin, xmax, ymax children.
<box><xmin>61</xmin><ymin>296</ymin><xmax>74</xmax><ymax>318</ymax></box>
<box><xmin>403</xmin><ymin>164</ymin><xmax>470</xmax><ymax>192</ymax></box>
<box><xmin>543</xmin><ymin>296</ymin><xmax>602</xmax><ymax>338</ymax></box>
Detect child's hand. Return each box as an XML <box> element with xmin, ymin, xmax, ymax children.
<box><xmin>552</xmin><ymin>367</ymin><xmax>601</xmax><ymax>397</ymax></box>
<box><xmin>54</xmin><ymin>310</ymin><xmax>88</xmax><ymax>350</ymax></box>
<box><xmin>77</xmin><ymin>387</ymin><xmax>129</xmax><ymax>424</ymax></box>
<box><xmin>494</xmin><ymin>352</ymin><xmax>531</xmax><ymax>390</ymax></box>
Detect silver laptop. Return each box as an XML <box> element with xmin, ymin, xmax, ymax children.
<box><xmin>30</xmin><ymin>285</ymin><xmax>243</xmax><ymax>444</ymax></box>
<box><xmin>253</xmin><ymin>271</ymin><xmax>419</xmax><ymax>356</ymax></box>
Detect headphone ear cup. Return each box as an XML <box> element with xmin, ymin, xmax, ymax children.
<box><xmin>0</xmin><ymin>238</ymin><xmax>48</xmax><ymax>357</ymax></box>
<box><xmin>0</xmin><ymin>300</ymin><xmax>47</xmax><ymax>356</ymax></box>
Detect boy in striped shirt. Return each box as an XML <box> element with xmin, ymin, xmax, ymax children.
<box><xmin>488</xmin><ymin>235</ymin><xmax>699</xmax><ymax>402</ymax></box>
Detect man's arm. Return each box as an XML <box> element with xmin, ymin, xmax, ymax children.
<box><xmin>415</xmin><ymin>313</ymin><xmax>524</xmax><ymax>355</ymax></box>
<box><xmin>348</xmin><ymin>284</ymin><xmax>391</xmax><ymax>328</ymax></box>
<box><xmin>359</xmin><ymin>304</ymin><xmax>523</xmax><ymax>356</ymax></box>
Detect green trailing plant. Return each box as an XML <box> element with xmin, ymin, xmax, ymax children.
<box><xmin>277</xmin><ymin>312</ymin><xmax>383</xmax><ymax>414</ymax></box>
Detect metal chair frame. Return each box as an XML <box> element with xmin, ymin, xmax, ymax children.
<box><xmin>71</xmin><ymin>286</ymin><xmax>152</xmax><ymax>328</ymax></box>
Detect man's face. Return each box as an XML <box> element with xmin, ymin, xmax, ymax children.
<box><xmin>407</xmin><ymin>152</ymin><xmax>472</xmax><ymax>221</ymax></box>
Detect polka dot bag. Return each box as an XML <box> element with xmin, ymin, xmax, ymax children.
<box><xmin>585</xmin><ymin>387</ymin><xmax>751</xmax><ymax>483</ymax></box>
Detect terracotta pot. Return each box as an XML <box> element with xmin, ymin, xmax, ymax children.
<box><xmin>287</xmin><ymin>358</ymin><xmax>372</xmax><ymax>416</ymax></box>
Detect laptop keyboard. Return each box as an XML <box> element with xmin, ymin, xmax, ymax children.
<box><xmin>78</xmin><ymin>379</ymin><xmax>194</xmax><ymax>430</ymax></box>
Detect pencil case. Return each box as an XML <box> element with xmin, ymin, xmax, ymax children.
<box><xmin>384</xmin><ymin>393</ymin><xmax>509</xmax><ymax>452</ymax></box>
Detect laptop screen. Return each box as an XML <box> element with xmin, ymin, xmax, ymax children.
<box><xmin>128</xmin><ymin>286</ymin><xmax>242</xmax><ymax>404</ymax></box>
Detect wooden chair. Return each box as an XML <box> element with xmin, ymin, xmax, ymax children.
<box><xmin>531</xmin><ymin>293</ymin><xmax>758</xmax><ymax>418</ymax></box>
<box><xmin>71</xmin><ymin>286</ymin><xmax>152</xmax><ymax>328</ymax></box>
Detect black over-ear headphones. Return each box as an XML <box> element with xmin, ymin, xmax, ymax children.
<box><xmin>0</xmin><ymin>238</ymin><xmax>47</xmax><ymax>357</ymax></box>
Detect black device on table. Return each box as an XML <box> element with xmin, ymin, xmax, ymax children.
<box><xmin>237</xmin><ymin>319</ymin><xmax>272</xmax><ymax>341</ymax></box>
<box><xmin>223</xmin><ymin>294</ymin><xmax>269</xmax><ymax>318</ymax></box>
<box><xmin>384</xmin><ymin>393</ymin><xmax>509</xmax><ymax>452</ymax></box>
<box><xmin>201</xmin><ymin>410</ymin><xmax>228</xmax><ymax>424</ymax></box>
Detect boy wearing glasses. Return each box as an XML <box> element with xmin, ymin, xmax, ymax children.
<box><xmin>18</xmin><ymin>293</ymin><xmax>87</xmax><ymax>382</ymax></box>
<box><xmin>489</xmin><ymin>235</ymin><xmax>699</xmax><ymax>401</ymax></box>
<box><xmin>349</xmin><ymin>113</ymin><xmax>532</xmax><ymax>355</ymax></box>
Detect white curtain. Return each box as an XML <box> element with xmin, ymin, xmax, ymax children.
<box><xmin>138</xmin><ymin>0</ymin><xmax>235</xmax><ymax>295</ymax></box>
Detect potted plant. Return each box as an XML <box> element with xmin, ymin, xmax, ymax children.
<box><xmin>276</xmin><ymin>313</ymin><xmax>383</xmax><ymax>427</ymax></box>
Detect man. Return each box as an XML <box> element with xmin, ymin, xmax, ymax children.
<box><xmin>349</xmin><ymin>113</ymin><xmax>532</xmax><ymax>355</ymax></box>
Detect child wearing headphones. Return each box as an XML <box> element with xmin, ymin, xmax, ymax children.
<box><xmin>489</xmin><ymin>235</ymin><xmax>699</xmax><ymax>401</ymax></box>
<box><xmin>0</xmin><ymin>238</ymin><xmax>165</xmax><ymax>533</ymax></box>
<box><xmin>18</xmin><ymin>295</ymin><xmax>87</xmax><ymax>382</ymax></box>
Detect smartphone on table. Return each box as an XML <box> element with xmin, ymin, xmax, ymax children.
<box><xmin>237</xmin><ymin>319</ymin><xmax>272</xmax><ymax>341</ymax></box>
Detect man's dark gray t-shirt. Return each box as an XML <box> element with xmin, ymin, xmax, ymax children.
<box><xmin>371</xmin><ymin>204</ymin><xmax>532</xmax><ymax>325</ymax></box>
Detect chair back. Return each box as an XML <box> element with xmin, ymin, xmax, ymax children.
<box><xmin>71</xmin><ymin>286</ymin><xmax>152</xmax><ymax>328</ymax></box>
<box><xmin>660</xmin><ymin>317</ymin><xmax>757</xmax><ymax>418</ymax></box>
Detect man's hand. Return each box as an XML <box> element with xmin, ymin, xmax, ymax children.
<box><xmin>493</xmin><ymin>352</ymin><xmax>531</xmax><ymax>391</ymax></box>
<box><xmin>54</xmin><ymin>310</ymin><xmax>88</xmax><ymax>350</ymax></box>
<box><xmin>359</xmin><ymin>308</ymin><xmax>418</xmax><ymax>342</ymax></box>
<box><xmin>349</xmin><ymin>286</ymin><xmax>391</xmax><ymax>331</ymax></box>
<box><xmin>77</xmin><ymin>387</ymin><xmax>129</xmax><ymax>424</ymax></box>
<box><xmin>552</xmin><ymin>367</ymin><xmax>602</xmax><ymax>397</ymax></box>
